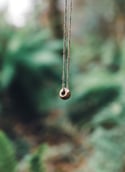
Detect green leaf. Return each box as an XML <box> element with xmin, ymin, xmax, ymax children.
<box><xmin>0</xmin><ymin>131</ymin><xmax>17</xmax><ymax>172</ymax></box>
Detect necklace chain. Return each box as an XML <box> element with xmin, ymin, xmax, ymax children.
<box><xmin>62</xmin><ymin>0</ymin><xmax>73</xmax><ymax>89</ymax></box>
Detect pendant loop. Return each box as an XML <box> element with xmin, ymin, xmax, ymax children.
<box><xmin>59</xmin><ymin>88</ymin><xmax>71</xmax><ymax>100</ymax></box>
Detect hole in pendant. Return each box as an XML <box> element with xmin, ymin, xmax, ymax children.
<box><xmin>61</xmin><ymin>89</ymin><xmax>66</xmax><ymax>96</ymax></box>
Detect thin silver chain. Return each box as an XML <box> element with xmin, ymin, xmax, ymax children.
<box><xmin>62</xmin><ymin>0</ymin><xmax>73</xmax><ymax>89</ymax></box>
<box><xmin>66</xmin><ymin>0</ymin><xmax>73</xmax><ymax>88</ymax></box>
<box><xmin>62</xmin><ymin>0</ymin><xmax>68</xmax><ymax>88</ymax></box>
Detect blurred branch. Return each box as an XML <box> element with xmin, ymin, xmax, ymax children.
<box><xmin>48</xmin><ymin>0</ymin><xmax>63</xmax><ymax>39</ymax></box>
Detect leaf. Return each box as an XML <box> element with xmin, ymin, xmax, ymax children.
<box><xmin>0</xmin><ymin>131</ymin><xmax>17</xmax><ymax>172</ymax></box>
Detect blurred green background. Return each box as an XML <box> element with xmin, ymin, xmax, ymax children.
<box><xmin>0</xmin><ymin>0</ymin><xmax>125</xmax><ymax>172</ymax></box>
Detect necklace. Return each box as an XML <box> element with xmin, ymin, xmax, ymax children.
<box><xmin>59</xmin><ymin>0</ymin><xmax>73</xmax><ymax>100</ymax></box>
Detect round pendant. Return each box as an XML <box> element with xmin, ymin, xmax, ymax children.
<box><xmin>59</xmin><ymin>88</ymin><xmax>71</xmax><ymax>100</ymax></box>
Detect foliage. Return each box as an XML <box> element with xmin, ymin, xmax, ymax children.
<box><xmin>86</xmin><ymin>126</ymin><xmax>125</xmax><ymax>172</ymax></box>
<box><xmin>0</xmin><ymin>131</ymin><xmax>17</xmax><ymax>172</ymax></box>
<box><xmin>1</xmin><ymin>24</ymin><xmax>62</xmax><ymax>122</ymax></box>
<box><xmin>30</xmin><ymin>144</ymin><xmax>47</xmax><ymax>172</ymax></box>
